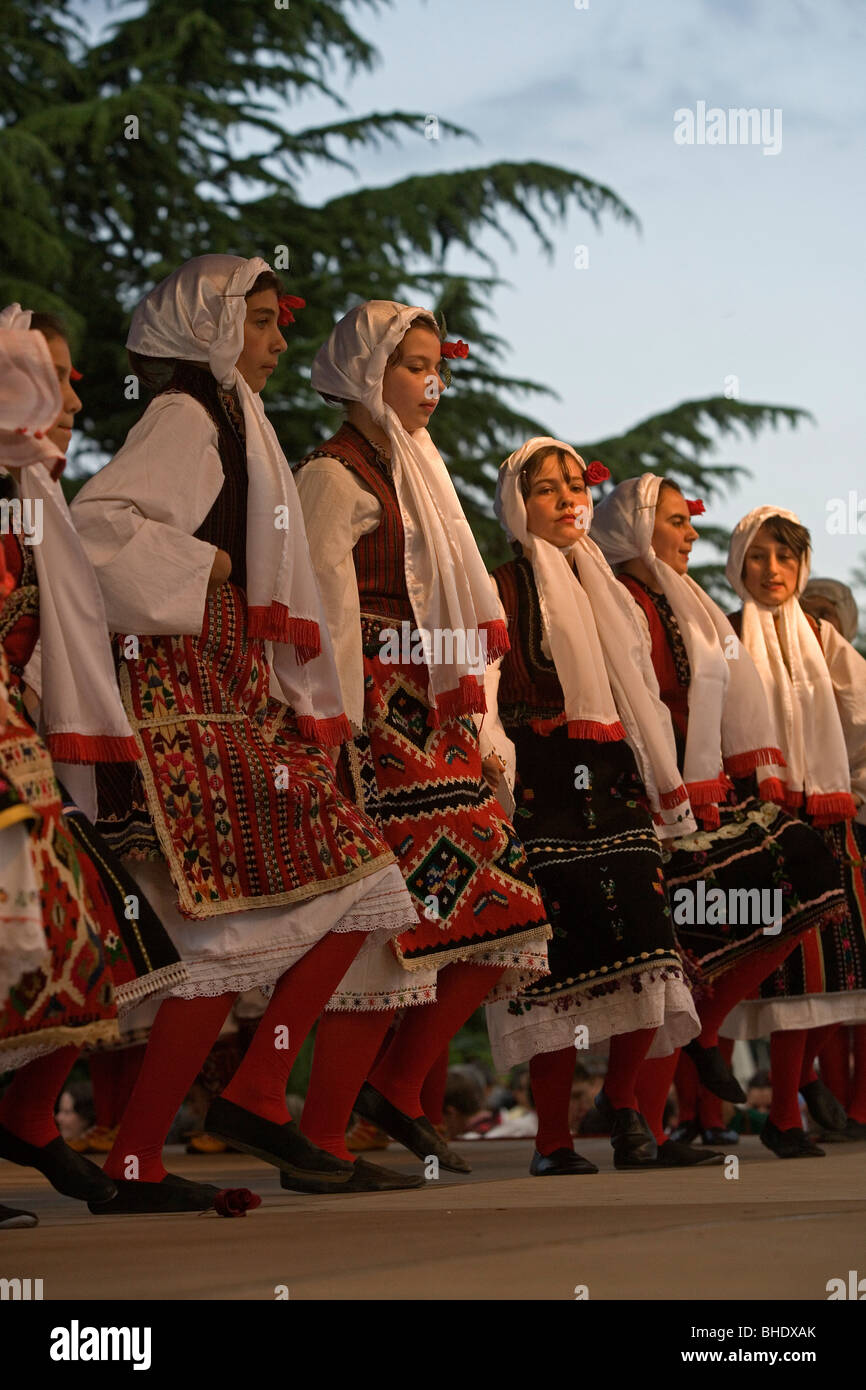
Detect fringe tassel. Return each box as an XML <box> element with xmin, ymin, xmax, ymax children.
<box><xmin>697</xmin><ymin>804</ymin><xmax>721</xmax><ymax>829</ymax></box>
<box><xmin>295</xmin><ymin>713</ymin><xmax>353</xmax><ymax>747</ymax></box>
<box><xmin>686</xmin><ymin>775</ymin><xmax>732</xmax><ymax>806</ymax></box>
<box><xmin>806</xmin><ymin>791</ymin><xmax>858</xmax><ymax>826</ymax></box>
<box><xmin>479</xmin><ymin>618</ymin><xmax>510</xmax><ymax>663</ymax></box>
<box><xmin>247</xmin><ymin>603</ymin><xmax>321</xmax><ymax>663</ymax></box>
<box><xmin>724</xmin><ymin>746</ymin><xmax>787</xmax><ymax>776</ymax></box>
<box><xmin>784</xmin><ymin>789</ymin><xmax>805</xmax><ymax>811</ymax></box>
<box><xmin>527</xmin><ymin>713</ymin><xmax>625</xmax><ymax>741</ymax></box>
<box><xmin>757</xmin><ymin>776</ymin><xmax>787</xmax><ymax>806</ymax></box>
<box><xmin>47</xmin><ymin>732</ymin><xmax>140</xmax><ymax>764</ymax></box>
<box><xmin>435</xmin><ymin>675</ymin><xmax>488</xmax><ymax>721</ymax></box>
<box><xmin>660</xmin><ymin>783</ymin><xmax>690</xmax><ymax>810</ymax></box>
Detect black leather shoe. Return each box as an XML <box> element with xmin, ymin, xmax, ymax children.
<box><xmin>800</xmin><ymin>1079</ymin><xmax>847</xmax><ymax>1132</ymax></box>
<box><xmin>682</xmin><ymin>1041</ymin><xmax>746</xmax><ymax>1103</ymax></box>
<box><xmin>594</xmin><ymin>1091</ymin><xmax>657</xmax><ymax>1168</ymax></box>
<box><xmin>0</xmin><ymin>1203</ymin><xmax>38</xmax><ymax>1229</ymax></box>
<box><xmin>280</xmin><ymin>1158</ymin><xmax>425</xmax><ymax>1194</ymax></box>
<box><xmin>669</xmin><ymin>1120</ymin><xmax>700</xmax><ymax>1145</ymax></box>
<box><xmin>529</xmin><ymin>1147</ymin><xmax>599</xmax><ymax>1176</ymax></box>
<box><xmin>760</xmin><ymin>1118</ymin><xmax>824</xmax><ymax>1159</ymax></box>
<box><xmin>354</xmin><ymin>1082</ymin><xmax>472</xmax><ymax>1173</ymax></box>
<box><xmin>0</xmin><ymin>1125</ymin><xmax>116</xmax><ymax>1203</ymax></box>
<box><xmin>702</xmin><ymin>1126</ymin><xmax>740</xmax><ymax>1146</ymax></box>
<box><xmin>844</xmin><ymin>1117</ymin><xmax>866</xmax><ymax>1141</ymax></box>
<box><xmin>651</xmin><ymin>1139</ymin><xmax>726</xmax><ymax>1167</ymax></box>
<box><xmin>205</xmin><ymin>1097</ymin><xmax>357</xmax><ymax>1182</ymax></box>
<box><xmin>88</xmin><ymin>1172</ymin><xmax>222</xmax><ymax>1215</ymax></box>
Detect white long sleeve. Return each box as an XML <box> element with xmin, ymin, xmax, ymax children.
<box><xmin>821</xmin><ymin>620</ymin><xmax>866</xmax><ymax>823</ymax></box>
<box><xmin>294</xmin><ymin>456</ymin><xmax>382</xmax><ymax>731</ymax></box>
<box><xmin>71</xmin><ymin>394</ymin><xmax>222</xmax><ymax>636</ymax></box>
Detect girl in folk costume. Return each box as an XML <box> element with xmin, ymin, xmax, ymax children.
<box><xmin>292</xmin><ymin>303</ymin><xmax>551</xmax><ymax>1181</ymax></box>
<box><xmin>72</xmin><ymin>257</ymin><xmax>421</xmax><ymax>1210</ymax></box>
<box><xmin>0</xmin><ymin>315</ymin><xmax>183</xmax><ymax>1225</ymax></box>
<box><xmin>483</xmin><ymin>439</ymin><xmax>705</xmax><ymax>1174</ymax></box>
<box><xmin>591</xmin><ymin>478</ymin><xmax>848</xmax><ymax>1159</ymax></box>
<box><xmin>720</xmin><ymin>508</ymin><xmax>866</xmax><ymax>1151</ymax></box>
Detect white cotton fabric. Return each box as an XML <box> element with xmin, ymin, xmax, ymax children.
<box><xmin>802</xmin><ymin>578</ymin><xmax>860</xmax><ymax>644</ymax></box>
<box><xmin>495</xmin><ymin>439</ymin><xmax>695</xmax><ymax>838</ymax></box>
<box><xmin>0</xmin><ymin>819</ymin><xmax>46</xmax><ymax>1002</ymax></box>
<box><xmin>592</xmin><ymin>474</ymin><xmax>786</xmax><ymax>805</ymax></box>
<box><xmin>726</xmin><ymin>506</ymin><xmax>856</xmax><ymax>820</ymax></box>
<box><xmin>0</xmin><ymin>311</ymin><xmax>138</xmax><ymax>763</ymax></box>
<box><xmin>310</xmin><ymin>301</ymin><xmax>508</xmax><ymax>715</ymax></box>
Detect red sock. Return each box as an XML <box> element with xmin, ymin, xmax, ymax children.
<box><xmin>849</xmin><ymin>1025</ymin><xmax>866</xmax><ymax>1124</ymax></box>
<box><xmin>530</xmin><ymin>1047</ymin><xmax>578</xmax><ymax>1155</ymax></box>
<box><xmin>698</xmin><ymin>936</ymin><xmax>797</xmax><ymax>1045</ymax></box>
<box><xmin>697</xmin><ymin>1038</ymin><xmax>734</xmax><ymax>1129</ymax></box>
<box><xmin>604</xmin><ymin>1027</ymin><xmax>656</xmax><ymax>1111</ymax></box>
<box><xmin>420</xmin><ymin>1045</ymin><xmax>450</xmax><ymax>1127</ymax></box>
<box><xmin>674</xmin><ymin>1052</ymin><xmax>699</xmax><ymax>1126</ymax></box>
<box><xmin>800</xmin><ymin>1023</ymin><xmax>840</xmax><ymax>1088</ymax></box>
<box><xmin>0</xmin><ymin>1045</ymin><xmax>80</xmax><ymax>1148</ymax></box>
<box><xmin>222</xmin><ymin>930</ymin><xmax>367</xmax><ymax>1125</ymax></box>
<box><xmin>635</xmin><ymin>1051</ymin><xmax>680</xmax><ymax>1146</ymax></box>
<box><xmin>369</xmin><ymin>962</ymin><xmax>505</xmax><ymax>1118</ymax></box>
<box><xmin>117</xmin><ymin>1044</ymin><xmax>146</xmax><ymax>1122</ymax></box>
<box><xmin>103</xmin><ymin>994</ymin><xmax>235</xmax><ymax>1182</ymax></box>
<box><xmin>817</xmin><ymin>1026</ymin><xmax>850</xmax><ymax>1107</ymax></box>
<box><xmin>769</xmin><ymin>1030</ymin><xmax>807</xmax><ymax>1131</ymax></box>
<box><xmin>89</xmin><ymin>1051</ymin><xmax>123</xmax><ymax>1131</ymax></box>
<box><xmin>301</xmin><ymin>1008</ymin><xmax>396</xmax><ymax>1160</ymax></box>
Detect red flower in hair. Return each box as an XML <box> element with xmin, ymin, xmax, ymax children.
<box><xmin>278</xmin><ymin>294</ymin><xmax>306</xmax><ymax>326</ymax></box>
<box><xmin>440</xmin><ymin>339</ymin><xmax>469</xmax><ymax>359</ymax></box>
<box><xmin>584</xmin><ymin>460</ymin><xmax>611</xmax><ymax>485</ymax></box>
<box><xmin>687</xmin><ymin>498</ymin><xmax>706</xmax><ymax>516</ymax></box>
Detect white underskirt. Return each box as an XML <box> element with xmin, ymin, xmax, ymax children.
<box><xmin>485</xmin><ymin>969</ymin><xmax>700</xmax><ymax>1070</ymax></box>
<box><xmin>127</xmin><ymin>858</ymin><xmax>417</xmax><ymax>1003</ymax></box>
<box><xmin>720</xmin><ymin>989</ymin><xmax>866</xmax><ymax>1039</ymax></box>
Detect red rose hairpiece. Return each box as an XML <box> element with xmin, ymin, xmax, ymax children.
<box><xmin>584</xmin><ymin>460</ymin><xmax>611</xmax><ymax>485</ymax></box>
<box><xmin>278</xmin><ymin>294</ymin><xmax>306</xmax><ymax>327</ymax></box>
<box><xmin>687</xmin><ymin>498</ymin><xmax>706</xmax><ymax>516</ymax></box>
<box><xmin>70</xmin><ymin>367</ymin><xmax>83</xmax><ymax>382</ymax></box>
<box><xmin>440</xmin><ymin>339</ymin><xmax>469</xmax><ymax>360</ymax></box>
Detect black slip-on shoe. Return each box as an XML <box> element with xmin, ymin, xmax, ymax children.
<box><xmin>0</xmin><ymin>1203</ymin><xmax>38</xmax><ymax>1229</ymax></box>
<box><xmin>0</xmin><ymin>1125</ymin><xmax>116</xmax><ymax>1203</ymax></box>
<box><xmin>205</xmin><ymin>1097</ymin><xmax>355</xmax><ymax>1180</ymax></box>
<box><xmin>529</xmin><ymin>1148</ymin><xmax>599</xmax><ymax>1176</ymax></box>
<box><xmin>88</xmin><ymin>1172</ymin><xmax>222</xmax><ymax>1215</ymax></box>
<box><xmin>682</xmin><ymin>1041</ymin><xmax>747</xmax><ymax>1103</ymax></box>
<box><xmin>800</xmin><ymin>1079</ymin><xmax>848</xmax><ymax>1132</ymax></box>
<box><xmin>280</xmin><ymin>1157</ymin><xmax>425</xmax><ymax>1194</ymax></box>
<box><xmin>594</xmin><ymin>1090</ymin><xmax>658</xmax><ymax>1168</ymax></box>
<box><xmin>760</xmin><ymin>1118</ymin><xmax>825</xmax><ymax>1159</ymax></box>
<box><xmin>702</xmin><ymin>1127</ymin><xmax>740</xmax><ymax>1146</ymax></box>
<box><xmin>844</xmin><ymin>1117</ymin><xmax>866</xmax><ymax>1141</ymax></box>
<box><xmin>650</xmin><ymin>1139</ymin><xmax>726</xmax><ymax>1167</ymax></box>
<box><xmin>669</xmin><ymin>1120</ymin><xmax>701</xmax><ymax>1145</ymax></box>
<box><xmin>354</xmin><ymin>1083</ymin><xmax>472</xmax><ymax>1174</ymax></box>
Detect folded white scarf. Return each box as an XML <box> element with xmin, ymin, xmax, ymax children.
<box><xmin>0</xmin><ymin>314</ymin><xmax>139</xmax><ymax>762</ymax></box>
<box><xmin>592</xmin><ymin>474</ymin><xmax>786</xmax><ymax>823</ymax></box>
<box><xmin>125</xmin><ymin>255</ymin><xmax>350</xmax><ymax>743</ymax></box>
<box><xmin>496</xmin><ymin>439</ymin><xmax>695</xmax><ymax>838</ymax></box>
<box><xmin>726</xmin><ymin>506</ymin><xmax>856</xmax><ymax>824</ymax></box>
<box><xmin>311</xmin><ymin>301</ymin><xmax>508</xmax><ymax>719</ymax></box>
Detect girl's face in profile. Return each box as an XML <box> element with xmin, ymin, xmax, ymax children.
<box><xmin>382</xmin><ymin>325</ymin><xmax>444</xmax><ymax>433</ymax></box>
<box><xmin>523</xmin><ymin>454</ymin><xmax>589</xmax><ymax>549</ymax></box>
<box><xmin>235</xmin><ymin>290</ymin><xmax>287</xmax><ymax>393</ymax></box>
<box><xmin>651</xmin><ymin>488</ymin><xmax>698</xmax><ymax>575</ymax></box>
<box><xmin>742</xmin><ymin>524</ymin><xmax>800</xmax><ymax>607</ymax></box>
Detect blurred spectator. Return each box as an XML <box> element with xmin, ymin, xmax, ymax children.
<box><xmin>54</xmin><ymin>1081</ymin><xmax>95</xmax><ymax>1142</ymax></box>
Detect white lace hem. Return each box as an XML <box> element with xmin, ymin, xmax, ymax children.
<box><xmin>720</xmin><ymin>989</ymin><xmax>866</xmax><ymax>1039</ymax></box>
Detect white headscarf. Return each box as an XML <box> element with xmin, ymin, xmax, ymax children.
<box><xmin>802</xmin><ymin>578</ymin><xmax>860</xmax><ymax>644</ymax></box>
<box><xmin>592</xmin><ymin>475</ymin><xmax>787</xmax><ymax>823</ymax></box>
<box><xmin>126</xmin><ymin>254</ymin><xmax>350</xmax><ymax>743</ymax></box>
<box><xmin>727</xmin><ymin>506</ymin><xmax>856</xmax><ymax>824</ymax></box>
<box><xmin>310</xmin><ymin>301</ymin><xmax>508</xmax><ymax>719</ymax></box>
<box><xmin>495</xmin><ymin>439</ymin><xmax>695</xmax><ymax>838</ymax></box>
<box><xmin>0</xmin><ymin>311</ymin><xmax>139</xmax><ymax>763</ymax></box>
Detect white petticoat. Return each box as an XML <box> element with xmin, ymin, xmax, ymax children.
<box><xmin>720</xmin><ymin>988</ymin><xmax>866</xmax><ymax>1039</ymax></box>
<box><xmin>127</xmin><ymin>857</ymin><xmax>417</xmax><ymax>1003</ymax></box>
<box><xmin>485</xmin><ymin>966</ymin><xmax>700</xmax><ymax>1071</ymax></box>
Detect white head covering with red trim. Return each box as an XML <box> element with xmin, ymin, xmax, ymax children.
<box><xmin>496</xmin><ymin>439</ymin><xmax>695</xmax><ymax>838</ymax></box>
<box><xmin>726</xmin><ymin>506</ymin><xmax>856</xmax><ymax>824</ymax></box>
<box><xmin>0</xmin><ymin>308</ymin><xmax>139</xmax><ymax>762</ymax></box>
<box><xmin>592</xmin><ymin>474</ymin><xmax>787</xmax><ymax>825</ymax></box>
<box><xmin>311</xmin><ymin>301</ymin><xmax>508</xmax><ymax>720</ymax></box>
<box><xmin>126</xmin><ymin>255</ymin><xmax>350</xmax><ymax>744</ymax></box>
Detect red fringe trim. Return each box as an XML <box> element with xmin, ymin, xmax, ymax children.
<box><xmin>724</xmin><ymin>746</ymin><xmax>787</xmax><ymax>776</ymax></box>
<box><xmin>686</xmin><ymin>775</ymin><xmax>733</xmax><ymax>806</ymax></box>
<box><xmin>784</xmin><ymin>789</ymin><xmax>804</xmax><ymax>810</ymax></box>
<box><xmin>660</xmin><ymin>784</ymin><xmax>690</xmax><ymax>809</ymax></box>
<box><xmin>248</xmin><ymin>603</ymin><xmax>321</xmax><ymax>664</ymax></box>
<box><xmin>757</xmin><ymin>776</ymin><xmax>787</xmax><ymax>806</ymax></box>
<box><xmin>294</xmin><ymin>713</ymin><xmax>353</xmax><ymax>747</ymax></box>
<box><xmin>479</xmin><ymin>618</ymin><xmax>510</xmax><ymax>663</ymax></box>
<box><xmin>528</xmin><ymin>714</ymin><xmax>626</xmax><ymax>742</ymax></box>
<box><xmin>47</xmin><ymin>732</ymin><xmax>140</xmax><ymax>765</ymax></box>
<box><xmin>698</xmin><ymin>805</ymin><xmax>721</xmax><ymax>830</ymax></box>
<box><xmin>806</xmin><ymin>791</ymin><xmax>858</xmax><ymax>826</ymax></box>
<box><xmin>434</xmin><ymin>675</ymin><xmax>488</xmax><ymax>721</ymax></box>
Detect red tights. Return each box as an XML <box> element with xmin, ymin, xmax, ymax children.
<box><xmin>0</xmin><ymin>1045</ymin><xmax>80</xmax><ymax>1148</ymax></box>
<box><xmin>768</xmin><ymin>1023</ymin><xmax>841</xmax><ymax>1131</ymax></box>
<box><xmin>530</xmin><ymin>1027</ymin><xmax>656</xmax><ymax>1156</ymax></box>
<box><xmin>696</xmin><ymin>936</ymin><xmax>798</xmax><ymax>1046</ymax></box>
